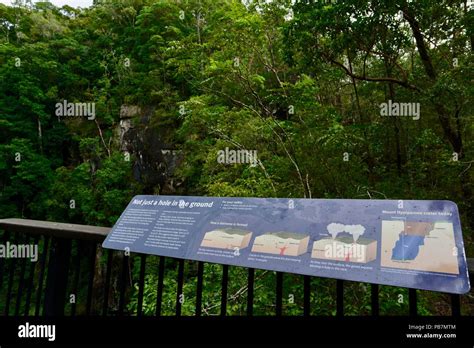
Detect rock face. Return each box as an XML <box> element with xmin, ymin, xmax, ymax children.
<box><xmin>118</xmin><ymin>105</ymin><xmax>141</xmax><ymax>153</ymax></box>
<box><xmin>117</xmin><ymin>104</ymin><xmax>183</xmax><ymax>194</ymax></box>
<box><xmin>120</xmin><ymin>105</ymin><xmax>141</xmax><ymax>119</ymax></box>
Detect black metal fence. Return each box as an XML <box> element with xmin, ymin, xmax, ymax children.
<box><xmin>0</xmin><ymin>218</ymin><xmax>472</xmax><ymax>317</ymax></box>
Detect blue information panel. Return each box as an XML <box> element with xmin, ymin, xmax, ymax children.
<box><xmin>102</xmin><ymin>195</ymin><xmax>470</xmax><ymax>294</ymax></box>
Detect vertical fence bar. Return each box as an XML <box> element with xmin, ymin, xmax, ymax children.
<box><xmin>42</xmin><ymin>238</ymin><xmax>54</xmax><ymax>316</ymax></box>
<box><xmin>15</xmin><ymin>235</ymin><xmax>29</xmax><ymax>316</ymax></box>
<box><xmin>176</xmin><ymin>259</ymin><xmax>185</xmax><ymax>316</ymax></box>
<box><xmin>195</xmin><ymin>261</ymin><xmax>204</xmax><ymax>316</ymax></box>
<box><xmin>35</xmin><ymin>236</ymin><xmax>50</xmax><ymax>316</ymax></box>
<box><xmin>220</xmin><ymin>264</ymin><xmax>229</xmax><ymax>316</ymax></box>
<box><xmin>70</xmin><ymin>241</ymin><xmax>82</xmax><ymax>316</ymax></box>
<box><xmin>5</xmin><ymin>235</ymin><xmax>19</xmax><ymax>315</ymax></box>
<box><xmin>102</xmin><ymin>249</ymin><xmax>113</xmax><ymax>316</ymax></box>
<box><xmin>409</xmin><ymin>289</ymin><xmax>417</xmax><ymax>316</ymax></box>
<box><xmin>276</xmin><ymin>272</ymin><xmax>283</xmax><ymax>316</ymax></box>
<box><xmin>137</xmin><ymin>254</ymin><xmax>147</xmax><ymax>316</ymax></box>
<box><xmin>303</xmin><ymin>275</ymin><xmax>311</xmax><ymax>317</ymax></box>
<box><xmin>86</xmin><ymin>243</ymin><xmax>97</xmax><ymax>316</ymax></box>
<box><xmin>451</xmin><ymin>294</ymin><xmax>461</xmax><ymax>317</ymax></box>
<box><xmin>43</xmin><ymin>238</ymin><xmax>72</xmax><ymax>316</ymax></box>
<box><xmin>5</xmin><ymin>256</ymin><xmax>17</xmax><ymax>316</ymax></box>
<box><xmin>0</xmin><ymin>230</ymin><xmax>10</xmax><ymax>289</ymax></box>
<box><xmin>247</xmin><ymin>268</ymin><xmax>255</xmax><ymax>316</ymax></box>
<box><xmin>336</xmin><ymin>279</ymin><xmax>344</xmax><ymax>317</ymax></box>
<box><xmin>155</xmin><ymin>256</ymin><xmax>165</xmax><ymax>316</ymax></box>
<box><xmin>371</xmin><ymin>284</ymin><xmax>379</xmax><ymax>316</ymax></box>
<box><xmin>118</xmin><ymin>254</ymin><xmax>129</xmax><ymax>316</ymax></box>
<box><xmin>24</xmin><ymin>236</ymin><xmax>39</xmax><ymax>316</ymax></box>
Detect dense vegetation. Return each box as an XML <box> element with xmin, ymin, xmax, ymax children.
<box><xmin>0</xmin><ymin>0</ymin><xmax>472</xmax><ymax>315</ymax></box>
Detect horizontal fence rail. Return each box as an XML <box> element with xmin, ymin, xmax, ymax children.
<box><xmin>0</xmin><ymin>218</ymin><xmax>473</xmax><ymax>317</ymax></box>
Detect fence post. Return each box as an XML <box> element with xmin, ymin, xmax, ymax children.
<box><xmin>43</xmin><ymin>238</ymin><xmax>72</xmax><ymax>316</ymax></box>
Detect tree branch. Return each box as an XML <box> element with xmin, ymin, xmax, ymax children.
<box><xmin>328</xmin><ymin>57</ymin><xmax>421</xmax><ymax>92</ymax></box>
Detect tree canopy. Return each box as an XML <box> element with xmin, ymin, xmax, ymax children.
<box><xmin>0</xmin><ymin>0</ymin><xmax>472</xmax><ymax>316</ymax></box>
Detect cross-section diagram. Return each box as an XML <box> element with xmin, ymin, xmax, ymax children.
<box><xmin>311</xmin><ymin>236</ymin><xmax>377</xmax><ymax>263</ymax></box>
<box><xmin>200</xmin><ymin>228</ymin><xmax>253</xmax><ymax>250</ymax></box>
<box><xmin>311</xmin><ymin>223</ymin><xmax>377</xmax><ymax>263</ymax></box>
<box><xmin>251</xmin><ymin>232</ymin><xmax>309</xmax><ymax>256</ymax></box>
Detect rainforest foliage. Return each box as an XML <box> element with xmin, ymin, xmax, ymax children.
<box><xmin>0</xmin><ymin>0</ymin><xmax>472</xmax><ymax>315</ymax></box>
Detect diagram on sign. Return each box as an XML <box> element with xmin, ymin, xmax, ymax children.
<box><xmin>380</xmin><ymin>220</ymin><xmax>459</xmax><ymax>274</ymax></box>
<box><xmin>200</xmin><ymin>228</ymin><xmax>253</xmax><ymax>250</ymax></box>
<box><xmin>311</xmin><ymin>223</ymin><xmax>377</xmax><ymax>263</ymax></box>
<box><xmin>251</xmin><ymin>232</ymin><xmax>309</xmax><ymax>256</ymax></box>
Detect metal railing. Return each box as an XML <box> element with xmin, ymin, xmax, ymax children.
<box><xmin>0</xmin><ymin>218</ymin><xmax>472</xmax><ymax>317</ymax></box>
